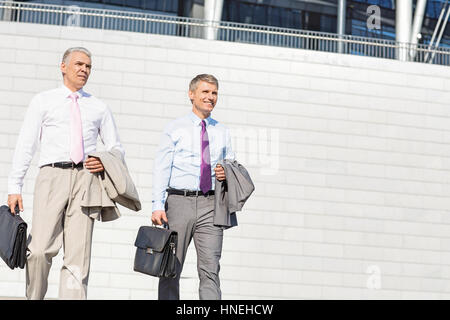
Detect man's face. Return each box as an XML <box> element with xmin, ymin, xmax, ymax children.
<box><xmin>60</xmin><ymin>51</ymin><xmax>91</xmax><ymax>91</ymax></box>
<box><xmin>189</xmin><ymin>81</ymin><xmax>218</xmax><ymax>116</ymax></box>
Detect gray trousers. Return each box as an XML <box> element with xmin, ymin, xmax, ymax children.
<box><xmin>158</xmin><ymin>193</ymin><xmax>223</xmax><ymax>300</ymax></box>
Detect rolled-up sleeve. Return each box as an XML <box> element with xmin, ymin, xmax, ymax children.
<box><xmin>99</xmin><ymin>106</ymin><xmax>125</xmax><ymax>160</ymax></box>
<box><xmin>8</xmin><ymin>95</ymin><xmax>43</xmax><ymax>194</ymax></box>
<box><xmin>224</xmin><ymin>127</ymin><xmax>235</xmax><ymax>161</ymax></box>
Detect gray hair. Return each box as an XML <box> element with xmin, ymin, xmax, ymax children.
<box><xmin>189</xmin><ymin>74</ymin><xmax>219</xmax><ymax>92</ymax></box>
<box><xmin>62</xmin><ymin>47</ymin><xmax>92</xmax><ymax>64</ymax></box>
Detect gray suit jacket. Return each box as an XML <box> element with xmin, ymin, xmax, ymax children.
<box><xmin>214</xmin><ymin>159</ymin><xmax>255</xmax><ymax>229</ymax></box>
<box><xmin>80</xmin><ymin>148</ymin><xmax>141</xmax><ymax>222</ymax></box>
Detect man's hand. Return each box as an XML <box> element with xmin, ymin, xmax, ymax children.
<box><xmin>85</xmin><ymin>156</ymin><xmax>104</xmax><ymax>173</ymax></box>
<box><xmin>152</xmin><ymin>210</ymin><xmax>168</xmax><ymax>226</ymax></box>
<box><xmin>7</xmin><ymin>194</ymin><xmax>23</xmax><ymax>215</ymax></box>
<box><xmin>214</xmin><ymin>164</ymin><xmax>226</xmax><ymax>181</ymax></box>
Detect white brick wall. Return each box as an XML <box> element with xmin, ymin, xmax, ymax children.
<box><xmin>0</xmin><ymin>20</ymin><xmax>450</xmax><ymax>300</ymax></box>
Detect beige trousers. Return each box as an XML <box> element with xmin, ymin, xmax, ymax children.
<box><xmin>26</xmin><ymin>166</ymin><xmax>94</xmax><ymax>300</ymax></box>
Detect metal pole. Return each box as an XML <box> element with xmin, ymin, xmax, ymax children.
<box><xmin>204</xmin><ymin>0</ymin><xmax>223</xmax><ymax>40</ymax></box>
<box><xmin>337</xmin><ymin>0</ymin><xmax>346</xmax><ymax>53</ymax></box>
<box><xmin>396</xmin><ymin>0</ymin><xmax>412</xmax><ymax>61</ymax></box>
<box><xmin>429</xmin><ymin>4</ymin><xmax>450</xmax><ymax>63</ymax></box>
<box><xmin>425</xmin><ymin>0</ymin><xmax>448</xmax><ymax>62</ymax></box>
<box><xmin>409</xmin><ymin>0</ymin><xmax>427</xmax><ymax>60</ymax></box>
<box><xmin>102</xmin><ymin>9</ymin><xmax>105</xmax><ymax>30</ymax></box>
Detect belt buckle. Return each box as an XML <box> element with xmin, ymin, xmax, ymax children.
<box><xmin>183</xmin><ymin>190</ymin><xmax>187</xmax><ymax>197</ymax></box>
<box><xmin>195</xmin><ymin>190</ymin><xmax>199</xmax><ymax>197</ymax></box>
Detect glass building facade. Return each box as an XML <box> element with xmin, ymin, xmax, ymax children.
<box><xmin>220</xmin><ymin>0</ymin><xmax>450</xmax><ymax>47</ymax></box>
<box><xmin>18</xmin><ymin>0</ymin><xmax>450</xmax><ymax>47</ymax></box>
<box><xmin>23</xmin><ymin>0</ymin><xmax>181</xmax><ymax>14</ymax></box>
<box><xmin>75</xmin><ymin>0</ymin><xmax>179</xmax><ymax>13</ymax></box>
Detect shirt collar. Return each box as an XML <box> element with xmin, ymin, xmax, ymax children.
<box><xmin>61</xmin><ymin>84</ymin><xmax>87</xmax><ymax>99</ymax></box>
<box><xmin>189</xmin><ymin>111</ymin><xmax>212</xmax><ymax>127</ymax></box>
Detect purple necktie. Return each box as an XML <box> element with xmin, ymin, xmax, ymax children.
<box><xmin>200</xmin><ymin>120</ymin><xmax>212</xmax><ymax>193</ymax></box>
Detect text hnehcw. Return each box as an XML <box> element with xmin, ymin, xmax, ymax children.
<box><xmin>221</xmin><ymin>304</ymin><xmax>274</xmax><ymax>315</ymax></box>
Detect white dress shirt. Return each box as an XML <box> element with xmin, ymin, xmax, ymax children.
<box><xmin>8</xmin><ymin>85</ymin><xmax>124</xmax><ymax>195</ymax></box>
<box><xmin>152</xmin><ymin>111</ymin><xmax>235</xmax><ymax>212</ymax></box>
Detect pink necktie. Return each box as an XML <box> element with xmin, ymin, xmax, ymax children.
<box><xmin>69</xmin><ymin>93</ymin><xmax>84</xmax><ymax>164</ymax></box>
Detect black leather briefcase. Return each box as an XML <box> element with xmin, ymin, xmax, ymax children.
<box><xmin>133</xmin><ymin>224</ymin><xmax>177</xmax><ymax>278</ymax></box>
<box><xmin>0</xmin><ymin>205</ymin><xmax>27</xmax><ymax>270</ymax></box>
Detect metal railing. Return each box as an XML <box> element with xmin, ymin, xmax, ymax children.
<box><xmin>1</xmin><ymin>1</ymin><xmax>449</xmax><ymax>66</ymax></box>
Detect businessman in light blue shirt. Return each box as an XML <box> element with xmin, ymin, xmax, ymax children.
<box><xmin>152</xmin><ymin>74</ymin><xmax>234</xmax><ymax>300</ymax></box>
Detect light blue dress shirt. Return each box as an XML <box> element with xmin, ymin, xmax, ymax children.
<box><xmin>152</xmin><ymin>111</ymin><xmax>235</xmax><ymax>212</ymax></box>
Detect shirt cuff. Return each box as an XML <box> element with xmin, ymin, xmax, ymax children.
<box><xmin>152</xmin><ymin>200</ymin><xmax>166</xmax><ymax>212</ymax></box>
<box><xmin>8</xmin><ymin>184</ymin><xmax>22</xmax><ymax>195</ymax></box>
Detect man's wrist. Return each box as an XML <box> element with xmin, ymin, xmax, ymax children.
<box><xmin>8</xmin><ymin>185</ymin><xmax>22</xmax><ymax>195</ymax></box>
<box><xmin>152</xmin><ymin>201</ymin><xmax>165</xmax><ymax>212</ymax></box>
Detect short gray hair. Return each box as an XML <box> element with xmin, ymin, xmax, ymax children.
<box><xmin>62</xmin><ymin>47</ymin><xmax>92</xmax><ymax>64</ymax></box>
<box><xmin>189</xmin><ymin>74</ymin><xmax>219</xmax><ymax>92</ymax></box>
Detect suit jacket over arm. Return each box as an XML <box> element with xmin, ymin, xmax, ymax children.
<box><xmin>214</xmin><ymin>159</ymin><xmax>255</xmax><ymax>229</ymax></box>
<box><xmin>81</xmin><ymin>148</ymin><xmax>141</xmax><ymax>222</ymax></box>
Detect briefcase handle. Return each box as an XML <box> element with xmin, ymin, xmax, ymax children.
<box><xmin>151</xmin><ymin>222</ymin><xmax>171</xmax><ymax>230</ymax></box>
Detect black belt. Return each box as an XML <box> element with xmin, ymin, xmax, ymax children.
<box><xmin>42</xmin><ymin>162</ymin><xmax>84</xmax><ymax>169</ymax></box>
<box><xmin>167</xmin><ymin>188</ymin><xmax>215</xmax><ymax>197</ymax></box>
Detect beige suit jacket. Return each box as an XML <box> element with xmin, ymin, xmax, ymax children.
<box><xmin>80</xmin><ymin>148</ymin><xmax>141</xmax><ymax>222</ymax></box>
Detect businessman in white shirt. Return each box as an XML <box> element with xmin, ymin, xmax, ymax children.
<box><xmin>152</xmin><ymin>74</ymin><xmax>234</xmax><ymax>300</ymax></box>
<box><xmin>7</xmin><ymin>47</ymin><xmax>124</xmax><ymax>300</ymax></box>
